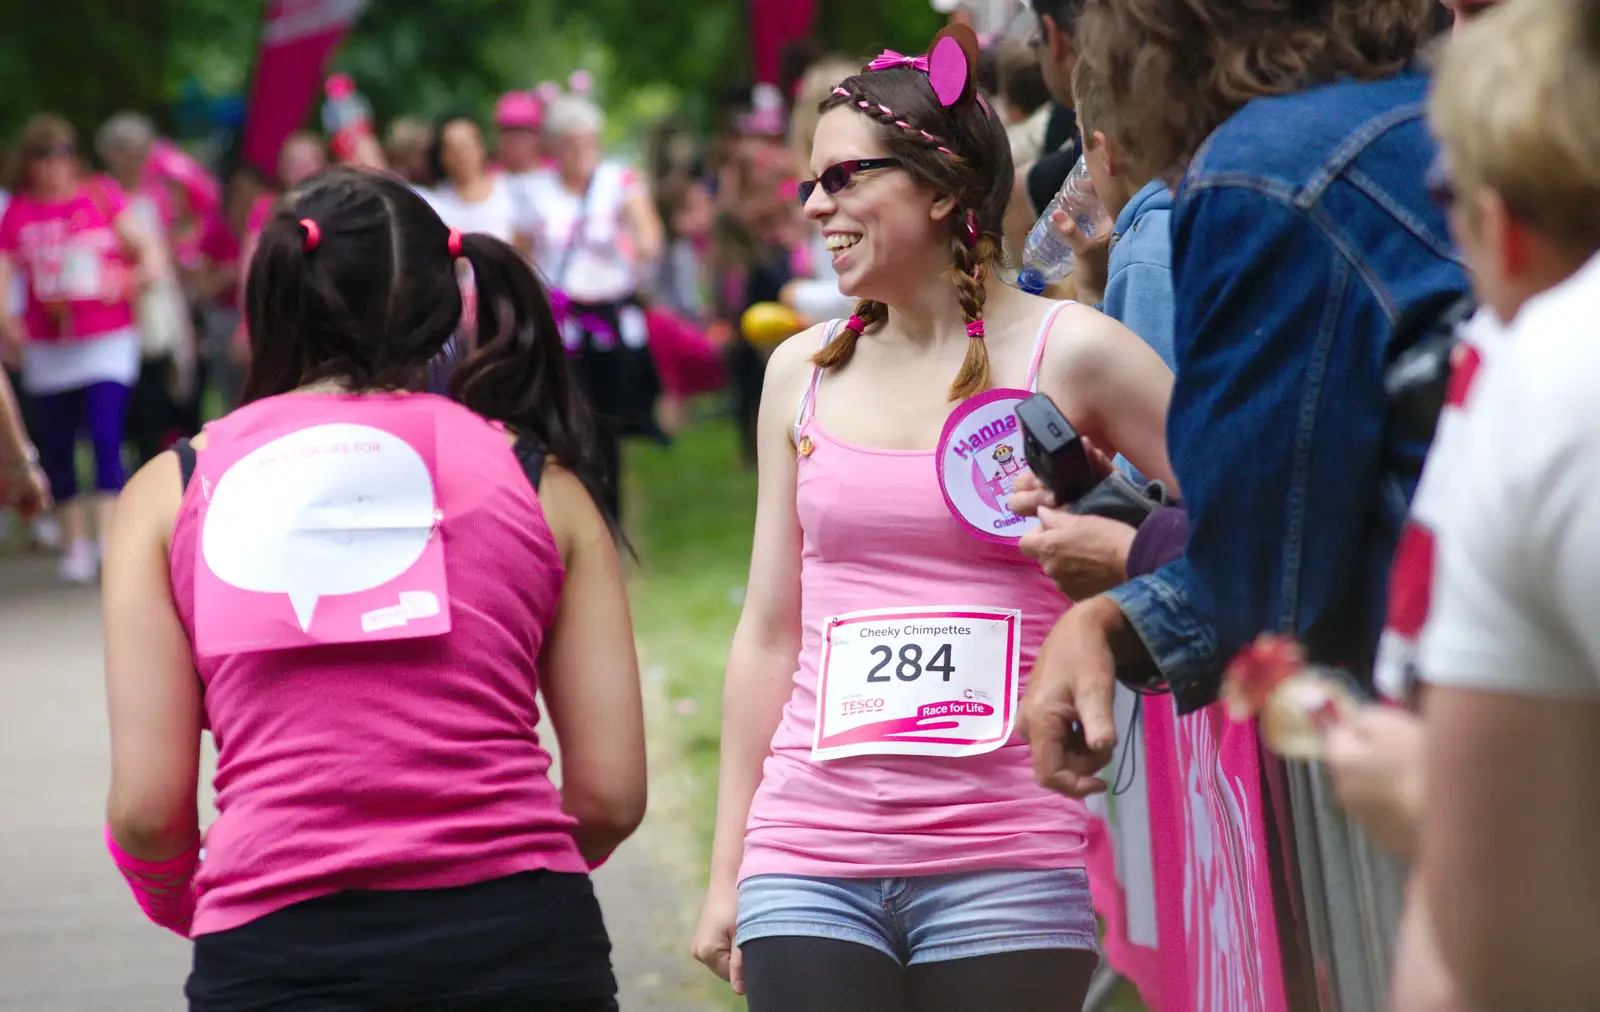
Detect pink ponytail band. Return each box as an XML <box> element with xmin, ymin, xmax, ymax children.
<box><xmin>447</xmin><ymin>229</ymin><xmax>463</xmax><ymax>257</ymax></box>
<box><xmin>846</xmin><ymin>314</ymin><xmax>866</xmax><ymax>334</ymax></box>
<box><xmin>299</xmin><ymin>218</ymin><xmax>320</xmax><ymax>252</ymax></box>
<box><xmin>966</xmin><ymin>320</ymin><xmax>986</xmax><ymax>340</ymax></box>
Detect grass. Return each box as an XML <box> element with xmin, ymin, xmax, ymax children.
<box><xmin>623</xmin><ymin>415</ymin><xmax>755</xmax><ymax>860</ymax></box>
<box><xmin>623</xmin><ymin>414</ymin><xmax>753</xmax><ymax>1011</ymax></box>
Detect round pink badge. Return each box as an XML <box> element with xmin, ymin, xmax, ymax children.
<box><xmin>935</xmin><ymin>388</ymin><xmax>1042</xmax><ymax>544</ymax></box>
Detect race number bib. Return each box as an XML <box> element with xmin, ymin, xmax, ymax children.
<box><xmin>58</xmin><ymin>246</ymin><xmax>105</xmax><ymax>300</ymax></box>
<box><xmin>812</xmin><ymin>606</ymin><xmax>1020</xmax><ymax>761</ymax></box>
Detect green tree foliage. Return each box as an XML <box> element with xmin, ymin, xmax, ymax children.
<box><xmin>0</xmin><ymin>0</ymin><xmax>950</xmax><ymax>155</ymax></box>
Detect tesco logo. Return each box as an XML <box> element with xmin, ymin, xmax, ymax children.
<box><xmin>842</xmin><ymin>698</ymin><xmax>885</xmax><ymax>715</ymax></box>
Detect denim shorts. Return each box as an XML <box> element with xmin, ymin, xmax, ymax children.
<box><xmin>735</xmin><ymin>868</ymin><xmax>1098</xmax><ymax>966</ymax></box>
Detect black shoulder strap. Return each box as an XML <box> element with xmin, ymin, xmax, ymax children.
<box><xmin>511</xmin><ymin>431</ymin><xmax>547</xmax><ymax>492</ymax></box>
<box><xmin>174</xmin><ymin>437</ymin><xmax>197</xmax><ymax>492</ymax></box>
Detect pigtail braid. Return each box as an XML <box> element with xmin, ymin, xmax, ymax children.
<box><xmin>813</xmin><ymin>299</ymin><xmax>886</xmax><ymax>370</ymax></box>
<box><xmin>947</xmin><ymin>233</ymin><xmax>997</xmax><ymax>400</ymax></box>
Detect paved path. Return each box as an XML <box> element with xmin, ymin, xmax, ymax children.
<box><xmin>0</xmin><ymin>554</ymin><xmax>720</xmax><ymax>1011</ymax></box>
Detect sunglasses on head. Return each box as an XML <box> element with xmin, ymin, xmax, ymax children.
<box><xmin>26</xmin><ymin>142</ymin><xmax>74</xmax><ymax>161</ymax></box>
<box><xmin>797</xmin><ymin>158</ymin><xmax>902</xmax><ymax>205</ymax></box>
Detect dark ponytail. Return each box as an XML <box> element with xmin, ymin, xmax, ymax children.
<box><xmin>241</xmin><ymin>166</ymin><xmax>624</xmax><ymax>543</ymax></box>
<box><xmin>446</xmin><ymin>234</ymin><xmax>626</xmax><ymax>546</ymax></box>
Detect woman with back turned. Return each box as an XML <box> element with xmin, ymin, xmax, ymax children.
<box><xmin>100</xmin><ymin>166</ymin><xmax>647</xmax><ymax>1011</ymax></box>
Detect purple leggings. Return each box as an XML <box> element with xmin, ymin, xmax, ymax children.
<box><xmin>30</xmin><ymin>381</ymin><xmax>131</xmax><ymax>501</ymax></box>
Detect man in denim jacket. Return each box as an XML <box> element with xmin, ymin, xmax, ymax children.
<box><xmin>1023</xmin><ymin>0</ymin><xmax>1469</xmax><ymax>793</ymax></box>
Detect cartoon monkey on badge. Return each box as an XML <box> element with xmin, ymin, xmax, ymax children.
<box><xmin>992</xmin><ymin>443</ymin><xmax>1024</xmax><ymax>479</ymax></box>
<box><xmin>989</xmin><ymin>443</ymin><xmax>1026</xmax><ymax>497</ymax></box>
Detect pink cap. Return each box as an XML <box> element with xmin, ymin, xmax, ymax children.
<box><xmin>325</xmin><ymin>73</ymin><xmax>355</xmax><ymax>99</ymax></box>
<box><xmin>495</xmin><ymin>91</ymin><xmax>543</xmax><ymax>130</ymax></box>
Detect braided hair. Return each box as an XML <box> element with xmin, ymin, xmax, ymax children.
<box><xmin>812</xmin><ymin>28</ymin><xmax>1014</xmax><ymax>401</ymax></box>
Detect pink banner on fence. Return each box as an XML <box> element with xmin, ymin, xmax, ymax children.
<box><xmin>241</xmin><ymin>0</ymin><xmax>366</xmax><ymax>179</ymax></box>
<box><xmin>748</xmin><ymin>0</ymin><xmax>818</xmax><ymax>85</ymax></box>
<box><xmin>1085</xmin><ymin>700</ymin><xmax>1289</xmax><ymax>1012</ymax></box>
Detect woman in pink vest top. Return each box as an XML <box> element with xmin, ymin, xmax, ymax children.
<box><xmin>689</xmin><ymin>27</ymin><xmax>1177</xmax><ymax>1012</ymax></box>
<box><xmin>101</xmin><ymin>167</ymin><xmax>646</xmax><ymax>1011</ymax></box>
<box><xmin>0</xmin><ymin>113</ymin><xmax>163</xmax><ymax>583</ymax></box>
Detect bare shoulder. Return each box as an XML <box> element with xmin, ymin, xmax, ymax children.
<box><xmin>1041</xmin><ymin>301</ymin><xmax>1146</xmax><ymax>385</ymax></box>
<box><xmin>766</xmin><ymin>322</ymin><xmax>831</xmax><ymax>383</ymax></box>
<box><xmin>538</xmin><ymin>461</ymin><xmax>611</xmax><ymax>563</ymax></box>
<box><xmin>116</xmin><ymin>449</ymin><xmax>186</xmax><ymax>550</ymax></box>
<box><xmin>762</xmin><ymin>321</ymin><xmax>832</xmax><ymax>414</ymax></box>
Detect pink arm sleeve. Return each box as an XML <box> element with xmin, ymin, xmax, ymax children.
<box><xmin>105</xmin><ymin>825</ymin><xmax>199</xmax><ymax>937</ymax></box>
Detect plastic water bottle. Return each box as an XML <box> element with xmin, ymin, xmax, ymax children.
<box><xmin>321</xmin><ymin>74</ymin><xmax>374</xmax><ymax>162</ymax></box>
<box><xmin>1017</xmin><ymin>154</ymin><xmax>1106</xmax><ymax>296</ymax></box>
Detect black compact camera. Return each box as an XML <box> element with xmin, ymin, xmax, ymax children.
<box><xmin>1016</xmin><ymin>393</ymin><xmax>1174</xmax><ymax>529</ymax></box>
<box><xmin>1015</xmin><ymin>393</ymin><xmax>1098</xmax><ymax>504</ymax></box>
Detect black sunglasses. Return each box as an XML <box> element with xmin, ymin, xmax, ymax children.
<box><xmin>26</xmin><ymin>142</ymin><xmax>74</xmax><ymax>161</ymax></box>
<box><xmin>797</xmin><ymin>158</ymin><xmax>902</xmax><ymax>205</ymax></box>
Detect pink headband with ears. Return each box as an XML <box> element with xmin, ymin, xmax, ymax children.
<box><xmin>866</xmin><ymin>34</ymin><xmax>971</xmax><ymax>108</ymax></box>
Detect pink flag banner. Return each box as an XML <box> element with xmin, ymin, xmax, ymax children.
<box><xmin>1084</xmin><ymin>696</ymin><xmax>1290</xmax><ymax>1012</ymax></box>
<box><xmin>748</xmin><ymin>0</ymin><xmax>818</xmax><ymax>85</ymax></box>
<box><xmin>241</xmin><ymin>0</ymin><xmax>366</xmax><ymax>179</ymax></box>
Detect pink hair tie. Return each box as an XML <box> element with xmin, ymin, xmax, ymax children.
<box><xmin>846</xmin><ymin>314</ymin><xmax>866</xmax><ymax>334</ymax></box>
<box><xmin>299</xmin><ymin>218</ymin><xmax>320</xmax><ymax>252</ymax></box>
<box><xmin>966</xmin><ymin>320</ymin><xmax>986</xmax><ymax>340</ymax></box>
<box><xmin>447</xmin><ymin>229</ymin><xmax>463</xmax><ymax>257</ymax></box>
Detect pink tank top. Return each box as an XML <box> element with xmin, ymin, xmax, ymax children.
<box><xmin>169</xmin><ymin>393</ymin><xmax>587</xmax><ymax>936</ymax></box>
<box><xmin>740</xmin><ymin>307</ymin><xmax>1089</xmax><ymax>883</ymax></box>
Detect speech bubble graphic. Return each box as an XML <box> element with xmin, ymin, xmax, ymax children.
<box><xmin>201</xmin><ymin>423</ymin><xmax>438</xmax><ymax>632</ymax></box>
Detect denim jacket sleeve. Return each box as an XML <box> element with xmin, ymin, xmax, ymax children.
<box><xmin>1105</xmin><ymin>184</ymin><xmax>1391</xmax><ymax>710</ymax></box>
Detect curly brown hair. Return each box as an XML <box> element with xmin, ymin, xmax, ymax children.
<box><xmin>813</xmin><ymin>25</ymin><xmax>1014</xmax><ymax>401</ymax></box>
<box><xmin>1077</xmin><ymin>0</ymin><xmax>1433</xmax><ymax>181</ymax></box>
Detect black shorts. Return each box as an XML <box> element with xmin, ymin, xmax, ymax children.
<box><xmin>186</xmin><ymin>871</ymin><xmax>617</xmax><ymax>1011</ymax></box>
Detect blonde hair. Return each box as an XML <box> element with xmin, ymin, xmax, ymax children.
<box><xmin>1431</xmin><ymin>0</ymin><xmax>1600</xmax><ymax>247</ymax></box>
<box><xmin>543</xmin><ymin>94</ymin><xmax>605</xmax><ymax>138</ymax></box>
<box><xmin>789</xmin><ymin>56</ymin><xmax>863</xmax><ymax>168</ymax></box>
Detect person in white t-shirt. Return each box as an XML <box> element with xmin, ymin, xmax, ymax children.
<box><xmin>523</xmin><ymin>93</ymin><xmax>666</xmax><ymax>520</ymax></box>
<box><xmin>1376</xmin><ymin>2</ymin><xmax>1600</xmax><ymax>1007</ymax></box>
<box><xmin>425</xmin><ymin>114</ymin><xmax>530</xmax><ymax>256</ymax></box>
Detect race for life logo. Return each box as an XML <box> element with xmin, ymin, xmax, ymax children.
<box><xmin>936</xmin><ymin>388</ymin><xmax>1042</xmax><ymax>544</ymax></box>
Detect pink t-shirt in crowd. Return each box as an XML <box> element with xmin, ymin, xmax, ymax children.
<box><xmin>0</xmin><ymin>179</ymin><xmax>136</xmax><ymax>341</ymax></box>
<box><xmin>197</xmin><ymin>212</ymin><xmax>241</xmax><ymax>309</ymax></box>
<box><xmin>169</xmin><ymin>393</ymin><xmax>587</xmax><ymax>936</ymax></box>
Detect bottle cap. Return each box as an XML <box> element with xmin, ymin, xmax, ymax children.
<box><xmin>325</xmin><ymin>74</ymin><xmax>355</xmax><ymax>99</ymax></box>
<box><xmin>1017</xmin><ymin>267</ymin><xmax>1047</xmax><ymax>296</ymax></box>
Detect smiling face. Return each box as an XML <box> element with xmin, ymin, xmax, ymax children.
<box><xmin>803</xmin><ymin>107</ymin><xmax>961</xmax><ymax>304</ymax></box>
<box><xmin>993</xmin><ymin>444</ymin><xmax>1015</xmax><ymax>464</ymax></box>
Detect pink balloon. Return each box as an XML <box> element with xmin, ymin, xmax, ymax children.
<box><xmin>928</xmin><ymin>35</ymin><xmax>969</xmax><ymax>107</ymax></box>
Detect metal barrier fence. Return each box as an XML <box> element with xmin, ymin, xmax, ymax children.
<box><xmin>1278</xmin><ymin>759</ymin><xmax>1410</xmax><ymax>1012</ymax></box>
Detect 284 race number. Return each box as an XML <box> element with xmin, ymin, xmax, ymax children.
<box><xmin>865</xmin><ymin>643</ymin><xmax>956</xmax><ymax>683</ymax></box>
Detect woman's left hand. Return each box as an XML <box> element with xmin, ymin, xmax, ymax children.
<box><xmin>1324</xmin><ymin>706</ymin><xmax>1425</xmax><ymax>858</ymax></box>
